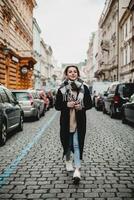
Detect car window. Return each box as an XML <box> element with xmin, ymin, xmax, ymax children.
<box><xmin>32</xmin><ymin>91</ymin><xmax>39</xmax><ymax>99</ymax></box>
<box><xmin>0</xmin><ymin>88</ymin><xmax>9</xmax><ymax>103</ymax></box>
<box><xmin>130</xmin><ymin>94</ymin><xmax>134</xmax><ymax>102</ymax></box>
<box><xmin>118</xmin><ymin>84</ymin><xmax>124</xmax><ymax>96</ymax></box>
<box><xmin>5</xmin><ymin>89</ymin><xmax>16</xmax><ymax>103</ymax></box>
<box><xmin>123</xmin><ymin>84</ymin><xmax>134</xmax><ymax>97</ymax></box>
<box><xmin>33</xmin><ymin>92</ymin><xmax>37</xmax><ymax>99</ymax></box>
<box><xmin>35</xmin><ymin>92</ymin><xmax>40</xmax><ymax>99</ymax></box>
<box><xmin>109</xmin><ymin>84</ymin><xmax>117</xmax><ymax>94</ymax></box>
<box><xmin>0</xmin><ymin>94</ymin><xmax>3</xmax><ymax>103</ymax></box>
<box><xmin>31</xmin><ymin>92</ymin><xmax>36</xmax><ymax>99</ymax></box>
<box><xmin>13</xmin><ymin>92</ymin><xmax>30</xmax><ymax>101</ymax></box>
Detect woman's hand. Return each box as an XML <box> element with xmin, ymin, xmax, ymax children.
<box><xmin>67</xmin><ymin>101</ymin><xmax>75</xmax><ymax>108</ymax></box>
<box><xmin>74</xmin><ymin>102</ymin><xmax>82</xmax><ymax>110</ymax></box>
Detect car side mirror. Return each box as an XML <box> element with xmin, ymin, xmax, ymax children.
<box><xmin>14</xmin><ymin>100</ymin><xmax>19</xmax><ymax>104</ymax></box>
<box><xmin>104</xmin><ymin>92</ymin><xmax>108</xmax><ymax>96</ymax></box>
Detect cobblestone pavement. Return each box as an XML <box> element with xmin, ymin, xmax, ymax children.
<box><xmin>0</xmin><ymin>108</ymin><xmax>134</xmax><ymax>200</ymax></box>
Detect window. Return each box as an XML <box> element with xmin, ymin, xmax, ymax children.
<box><xmin>130</xmin><ymin>94</ymin><xmax>134</xmax><ymax>103</ymax></box>
<box><xmin>109</xmin><ymin>84</ymin><xmax>117</xmax><ymax>94</ymax></box>
<box><xmin>121</xmin><ymin>27</ymin><xmax>124</xmax><ymax>42</ymax></box>
<box><xmin>5</xmin><ymin>89</ymin><xmax>16</xmax><ymax>103</ymax></box>
<box><xmin>0</xmin><ymin>88</ymin><xmax>9</xmax><ymax>103</ymax></box>
<box><xmin>124</xmin><ymin>48</ymin><xmax>128</xmax><ymax>65</ymax></box>
<box><xmin>125</xmin><ymin>84</ymin><xmax>134</xmax><ymax>97</ymax></box>
<box><xmin>127</xmin><ymin>45</ymin><xmax>130</xmax><ymax>63</ymax></box>
<box><xmin>130</xmin><ymin>16</ymin><xmax>132</xmax><ymax>33</ymax></box>
<box><xmin>13</xmin><ymin>92</ymin><xmax>30</xmax><ymax>101</ymax></box>
<box><xmin>31</xmin><ymin>92</ymin><xmax>36</xmax><ymax>99</ymax></box>
<box><xmin>126</xmin><ymin>48</ymin><xmax>128</xmax><ymax>64</ymax></box>
<box><xmin>130</xmin><ymin>44</ymin><xmax>132</xmax><ymax>62</ymax></box>
<box><xmin>118</xmin><ymin>84</ymin><xmax>124</xmax><ymax>96</ymax></box>
<box><xmin>125</xmin><ymin>23</ymin><xmax>128</xmax><ymax>38</ymax></box>
<box><xmin>0</xmin><ymin>94</ymin><xmax>3</xmax><ymax>103</ymax></box>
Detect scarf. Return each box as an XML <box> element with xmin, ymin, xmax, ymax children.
<box><xmin>60</xmin><ymin>78</ymin><xmax>85</xmax><ymax>107</ymax></box>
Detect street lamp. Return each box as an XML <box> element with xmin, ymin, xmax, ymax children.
<box><xmin>20</xmin><ymin>66</ymin><xmax>28</xmax><ymax>74</ymax></box>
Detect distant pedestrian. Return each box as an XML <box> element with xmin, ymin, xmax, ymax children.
<box><xmin>55</xmin><ymin>65</ymin><xmax>92</xmax><ymax>184</ymax></box>
<box><xmin>47</xmin><ymin>91</ymin><xmax>54</xmax><ymax>108</ymax></box>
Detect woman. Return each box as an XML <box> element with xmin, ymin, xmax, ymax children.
<box><xmin>55</xmin><ymin>65</ymin><xmax>92</xmax><ymax>184</ymax></box>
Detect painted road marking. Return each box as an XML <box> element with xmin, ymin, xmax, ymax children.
<box><xmin>0</xmin><ymin>112</ymin><xmax>58</xmax><ymax>188</ymax></box>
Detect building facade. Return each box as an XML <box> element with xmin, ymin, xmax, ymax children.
<box><xmin>40</xmin><ymin>39</ymin><xmax>55</xmax><ymax>89</ymax></box>
<box><xmin>86</xmin><ymin>34</ymin><xmax>94</xmax><ymax>83</ymax></box>
<box><xmin>33</xmin><ymin>17</ymin><xmax>41</xmax><ymax>89</ymax></box>
<box><xmin>98</xmin><ymin>0</ymin><xmax>119</xmax><ymax>81</ymax></box>
<box><xmin>0</xmin><ymin>0</ymin><xmax>36</xmax><ymax>89</ymax></box>
<box><xmin>119</xmin><ymin>0</ymin><xmax>134</xmax><ymax>82</ymax></box>
<box><xmin>96</xmin><ymin>0</ymin><xmax>134</xmax><ymax>83</ymax></box>
<box><xmin>86</xmin><ymin>31</ymin><xmax>100</xmax><ymax>83</ymax></box>
<box><xmin>40</xmin><ymin>39</ymin><xmax>48</xmax><ymax>88</ymax></box>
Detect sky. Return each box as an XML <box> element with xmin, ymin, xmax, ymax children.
<box><xmin>34</xmin><ymin>0</ymin><xmax>106</xmax><ymax>65</ymax></box>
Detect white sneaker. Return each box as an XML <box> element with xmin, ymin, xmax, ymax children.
<box><xmin>73</xmin><ymin>169</ymin><xmax>81</xmax><ymax>184</ymax></box>
<box><xmin>65</xmin><ymin>160</ymin><xmax>74</xmax><ymax>172</ymax></box>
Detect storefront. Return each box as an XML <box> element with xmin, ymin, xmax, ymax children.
<box><xmin>0</xmin><ymin>44</ymin><xmax>36</xmax><ymax>89</ymax></box>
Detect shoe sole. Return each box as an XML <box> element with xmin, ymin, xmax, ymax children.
<box><xmin>67</xmin><ymin>169</ymin><xmax>74</xmax><ymax>172</ymax></box>
<box><xmin>73</xmin><ymin>177</ymin><xmax>80</xmax><ymax>184</ymax></box>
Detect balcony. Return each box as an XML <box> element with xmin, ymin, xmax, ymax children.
<box><xmin>111</xmin><ymin>32</ymin><xmax>116</xmax><ymax>42</ymax></box>
<box><xmin>100</xmin><ymin>40</ymin><xmax>110</xmax><ymax>52</ymax></box>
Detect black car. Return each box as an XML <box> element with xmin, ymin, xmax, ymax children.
<box><xmin>0</xmin><ymin>85</ymin><xmax>24</xmax><ymax>145</ymax></box>
<box><xmin>103</xmin><ymin>82</ymin><xmax>134</xmax><ymax>118</ymax></box>
<box><xmin>122</xmin><ymin>94</ymin><xmax>134</xmax><ymax>124</ymax></box>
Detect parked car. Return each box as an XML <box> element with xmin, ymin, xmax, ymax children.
<box><xmin>0</xmin><ymin>85</ymin><xmax>24</xmax><ymax>145</ymax></box>
<box><xmin>122</xmin><ymin>94</ymin><xmax>134</xmax><ymax>124</ymax></box>
<box><xmin>12</xmin><ymin>89</ymin><xmax>45</xmax><ymax>120</ymax></box>
<box><xmin>103</xmin><ymin>82</ymin><xmax>134</xmax><ymax>118</ymax></box>
<box><xmin>89</xmin><ymin>81</ymin><xmax>112</xmax><ymax>106</ymax></box>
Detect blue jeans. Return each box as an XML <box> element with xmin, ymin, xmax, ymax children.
<box><xmin>66</xmin><ymin>131</ymin><xmax>81</xmax><ymax>168</ymax></box>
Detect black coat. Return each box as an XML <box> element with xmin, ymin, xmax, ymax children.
<box><xmin>55</xmin><ymin>84</ymin><xmax>92</xmax><ymax>159</ymax></box>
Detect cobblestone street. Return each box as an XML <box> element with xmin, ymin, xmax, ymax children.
<box><xmin>0</xmin><ymin>108</ymin><xmax>134</xmax><ymax>200</ymax></box>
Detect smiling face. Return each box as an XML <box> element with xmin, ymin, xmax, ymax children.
<box><xmin>66</xmin><ymin>66</ymin><xmax>79</xmax><ymax>81</ymax></box>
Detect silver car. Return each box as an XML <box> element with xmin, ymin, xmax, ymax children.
<box><xmin>12</xmin><ymin>90</ymin><xmax>45</xmax><ymax>120</ymax></box>
<box><xmin>0</xmin><ymin>85</ymin><xmax>24</xmax><ymax>145</ymax></box>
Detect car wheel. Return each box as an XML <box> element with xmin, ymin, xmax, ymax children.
<box><xmin>103</xmin><ymin>104</ymin><xmax>106</xmax><ymax>114</ymax></box>
<box><xmin>0</xmin><ymin>122</ymin><xmax>7</xmax><ymax>145</ymax></box>
<box><xmin>96</xmin><ymin>106</ymin><xmax>99</xmax><ymax>111</ymax></box>
<box><xmin>110</xmin><ymin>105</ymin><xmax>115</xmax><ymax>118</ymax></box>
<box><xmin>18</xmin><ymin>115</ymin><xmax>23</xmax><ymax>131</ymax></box>
<box><xmin>95</xmin><ymin>105</ymin><xmax>97</xmax><ymax>110</ymax></box>
<box><xmin>36</xmin><ymin>109</ymin><xmax>40</xmax><ymax>120</ymax></box>
<box><xmin>122</xmin><ymin>112</ymin><xmax>127</xmax><ymax>124</ymax></box>
<box><xmin>42</xmin><ymin>108</ymin><xmax>45</xmax><ymax>116</ymax></box>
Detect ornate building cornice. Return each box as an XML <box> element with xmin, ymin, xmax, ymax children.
<box><xmin>2</xmin><ymin>5</ymin><xmax>13</xmax><ymax>22</ymax></box>
<box><xmin>2</xmin><ymin>0</ymin><xmax>33</xmax><ymax>37</ymax></box>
